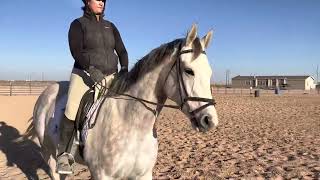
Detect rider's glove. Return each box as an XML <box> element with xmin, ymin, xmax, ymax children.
<box><xmin>88</xmin><ymin>66</ymin><xmax>105</xmax><ymax>84</ymax></box>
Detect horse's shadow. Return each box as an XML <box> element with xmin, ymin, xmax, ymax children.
<box><xmin>0</xmin><ymin>121</ymin><xmax>51</xmax><ymax>180</ymax></box>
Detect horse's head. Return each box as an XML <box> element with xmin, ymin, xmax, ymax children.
<box><xmin>164</xmin><ymin>24</ymin><xmax>218</xmax><ymax>132</ymax></box>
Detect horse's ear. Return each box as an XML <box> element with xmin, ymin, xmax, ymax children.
<box><xmin>201</xmin><ymin>30</ymin><xmax>213</xmax><ymax>49</ymax></box>
<box><xmin>186</xmin><ymin>24</ymin><xmax>198</xmax><ymax>46</ymax></box>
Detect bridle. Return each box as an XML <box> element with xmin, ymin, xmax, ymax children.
<box><xmin>169</xmin><ymin>48</ymin><xmax>216</xmax><ymax>117</ymax></box>
<box><xmin>99</xmin><ymin>46</ymin><xmax>216</xmax><ymax>117</ymax></box>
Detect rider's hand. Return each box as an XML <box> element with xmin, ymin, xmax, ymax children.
<box><xmin>88</xmin><ymin>66</ymin><xmax>105</xmax><ymax>84</ymax></box>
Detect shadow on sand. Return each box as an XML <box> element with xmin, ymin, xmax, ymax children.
<box><xmin>0</xmin><ymin>121</ymin><xmax>51</xmax><ymax>180</ymax></box>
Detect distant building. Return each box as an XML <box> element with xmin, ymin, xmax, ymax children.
<box><xmin>232</xmin><ymin>76</ymin><xmax>316</xmax><ymax>90</ymax></box>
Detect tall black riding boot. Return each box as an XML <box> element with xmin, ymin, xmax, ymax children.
<box><xmin>56</xmin><ymin>115</ymin><xmax>75</xmax><ymax>175</ymax></box>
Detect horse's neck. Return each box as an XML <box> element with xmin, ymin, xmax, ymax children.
<box><xmin>129</xmin><ymin>70</ymin><xmax>162</xmax><ymax>103</ymax></box>
<box><xmin>94</xmin><ymin>56</ymin><xmax>173</xmax><ymax>139</ymax></box>
<box><xmin>109</xmin><ymin>57</ymin><xmax>172</xmax><ymax>133</ymax></box>
<box><xmin>127</xmin><ymin>59</ymin><xmax>171</xmax><ymax>109</ymax></box>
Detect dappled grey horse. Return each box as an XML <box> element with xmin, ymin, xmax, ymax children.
<box><xmin>30</xmin><ymin>24</ymin><xmax>218</xmax><ymax>180</ymax></box>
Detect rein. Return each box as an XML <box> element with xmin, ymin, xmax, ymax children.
<box><xmin>99</xmin><ymin>48</ymin><xmax>216</xmax><ymax>116</ymax></box>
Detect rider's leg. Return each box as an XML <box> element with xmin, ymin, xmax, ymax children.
<box><xmin>56</xmin><ymin>70</ymin><xmax>115</xmax><ymax>174</ymax></box>
<box><xmin>56</xmin><ymin>115</ymin><xmax>75</xmax><ymax>174</ymax></box>
<box><xmin>56</xmin><ymin>68</ymin><xmax>91</xmax><ymax>174</ymax></box>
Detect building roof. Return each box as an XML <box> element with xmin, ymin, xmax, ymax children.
<box><xmin>232</xmin><ymin>75</ymin><xmax>314</xmax><ymax>80</ymax></box>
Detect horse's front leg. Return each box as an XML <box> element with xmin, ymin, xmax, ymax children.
<box><xmin>89</xmin><ymin>169</ymin><xmax>115</xmax><ymax>180</ymax></box>
<box><xmin>136</xmin><ymin>170</ymin><xmax>152</xmax><ymax>180</ymax></box>
<box><xmin>46</xmin><ymin>154</ymin><xmax>60</xmax><ymax>180</ymax></box>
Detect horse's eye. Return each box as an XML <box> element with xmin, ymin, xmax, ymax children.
<box><xmin>184</xmin><ymin>68</ymin><xmax>194</xmax><ymax>76</ymax></box>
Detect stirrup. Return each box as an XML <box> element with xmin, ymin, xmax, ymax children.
<box><xmin>56</xmin><ymin>153</ymin><xmax>75</xmax><ymax>175</ymax></box>
<box><xmin>61</xmin><ymin>152</ymin><xmax>75</xmax><ymax>164</ymax></box>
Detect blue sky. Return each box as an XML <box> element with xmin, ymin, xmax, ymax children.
<box><xmin>0</xmin><ymin>0</ymin><xmax>319</xmax><ymax>83</ymax></box>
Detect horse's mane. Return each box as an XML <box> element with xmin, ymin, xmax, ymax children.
<box><xmin>108</xmin><ymin>37</ymin><xmax>202</xmax><ymax>94</ymax></box>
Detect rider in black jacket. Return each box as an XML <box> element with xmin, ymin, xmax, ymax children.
<box><xmin>69</xmin><ymin>5</ymin><xmax>128</xmax><ymax>77</ymax></box>
<box><xmin>57</xmin><ymin>0</ymin><xmax>128</xmax><ymax>174</ymax></box>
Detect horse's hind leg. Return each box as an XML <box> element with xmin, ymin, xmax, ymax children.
<box><xmin>45</xmin><ymin>154</ymin><xmax>68</xmax><ymax>180</ymax></box>
<box><xmin>48</xmin><ymin>155</ymin><xmax>61</xmax><ymax>180</ymax></box>
<box><xmin>42</xmin><ymin>148</ymin><xmax>59</xmax><ymax>180</ymax></box>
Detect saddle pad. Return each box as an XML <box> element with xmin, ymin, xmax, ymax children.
<box><xmin>81</xmin><ymin>97</ymin><xmax>105</xmax><ymax>144</ymax></box>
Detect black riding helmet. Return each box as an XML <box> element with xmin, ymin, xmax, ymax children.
<box><xmin>82</xmin><ymin>0</ymin><xmax>106</xmax><ymax>4</ymax></box>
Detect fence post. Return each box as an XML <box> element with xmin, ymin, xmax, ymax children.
<box><xmin>9</xmin><ymin>81</ymin><xmax>12</xmax><ymax>96</ymax></box>
<box><xmin>29</xmin><ymin>81</ymin><xmax>32</xmax><ymax>95</ymax></box>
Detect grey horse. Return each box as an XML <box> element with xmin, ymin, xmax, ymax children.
<box><xmin>30</xmin><ymin>24</ymin><xmax>218</xmax><ymax>180</ymax></box>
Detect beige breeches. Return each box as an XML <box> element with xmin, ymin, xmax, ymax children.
<box><xmin>64</xmin><ymin>68</ymin><xmax>115</xmax><ymax>121</ymax></box>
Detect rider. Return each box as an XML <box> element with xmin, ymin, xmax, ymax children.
<box><xmin>57</xmin><ymin>0</ymin><xmax>128</xmax><ymax>174</ymax></box>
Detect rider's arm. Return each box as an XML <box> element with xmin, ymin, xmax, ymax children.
<box><xmin>68</xmin><ymin>20</ymin><xmax>90</xmax><ymax>70</ymax></box>
<box><xmin>111</xmin><ymin>23</ymin><xmax>128</xmax><ymax>69</ymax></box>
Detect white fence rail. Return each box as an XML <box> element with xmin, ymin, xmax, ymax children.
<box><xmin>0</xmin><ymin>81</ymin><xmax>55</xmax><ymax>96</ymax></box>
<box><xmin>211</xmin><ymin>87</ymin><xmax>320</xmax><ymax>95</ymax></box>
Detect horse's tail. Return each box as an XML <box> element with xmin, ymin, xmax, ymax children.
<box><xmin>14</xmin><ymin>117</ymin><xmax>37</xmax><ymax>143</ymax></box>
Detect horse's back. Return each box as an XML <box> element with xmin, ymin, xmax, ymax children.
<box><xmin>33</xmin><ymin>81</ymin><xmax>69</xmax><ymax>145</ymax></box>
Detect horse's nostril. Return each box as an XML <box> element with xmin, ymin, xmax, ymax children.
<box><xmin>204</xmin><ymin>116</ymin><xmax>209</xmax><ymax>125</ymax></box>
<box><xmin>200</xmin><ymin>115</ymin><xmax>213</xmax><ymax>130</ymax></box>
